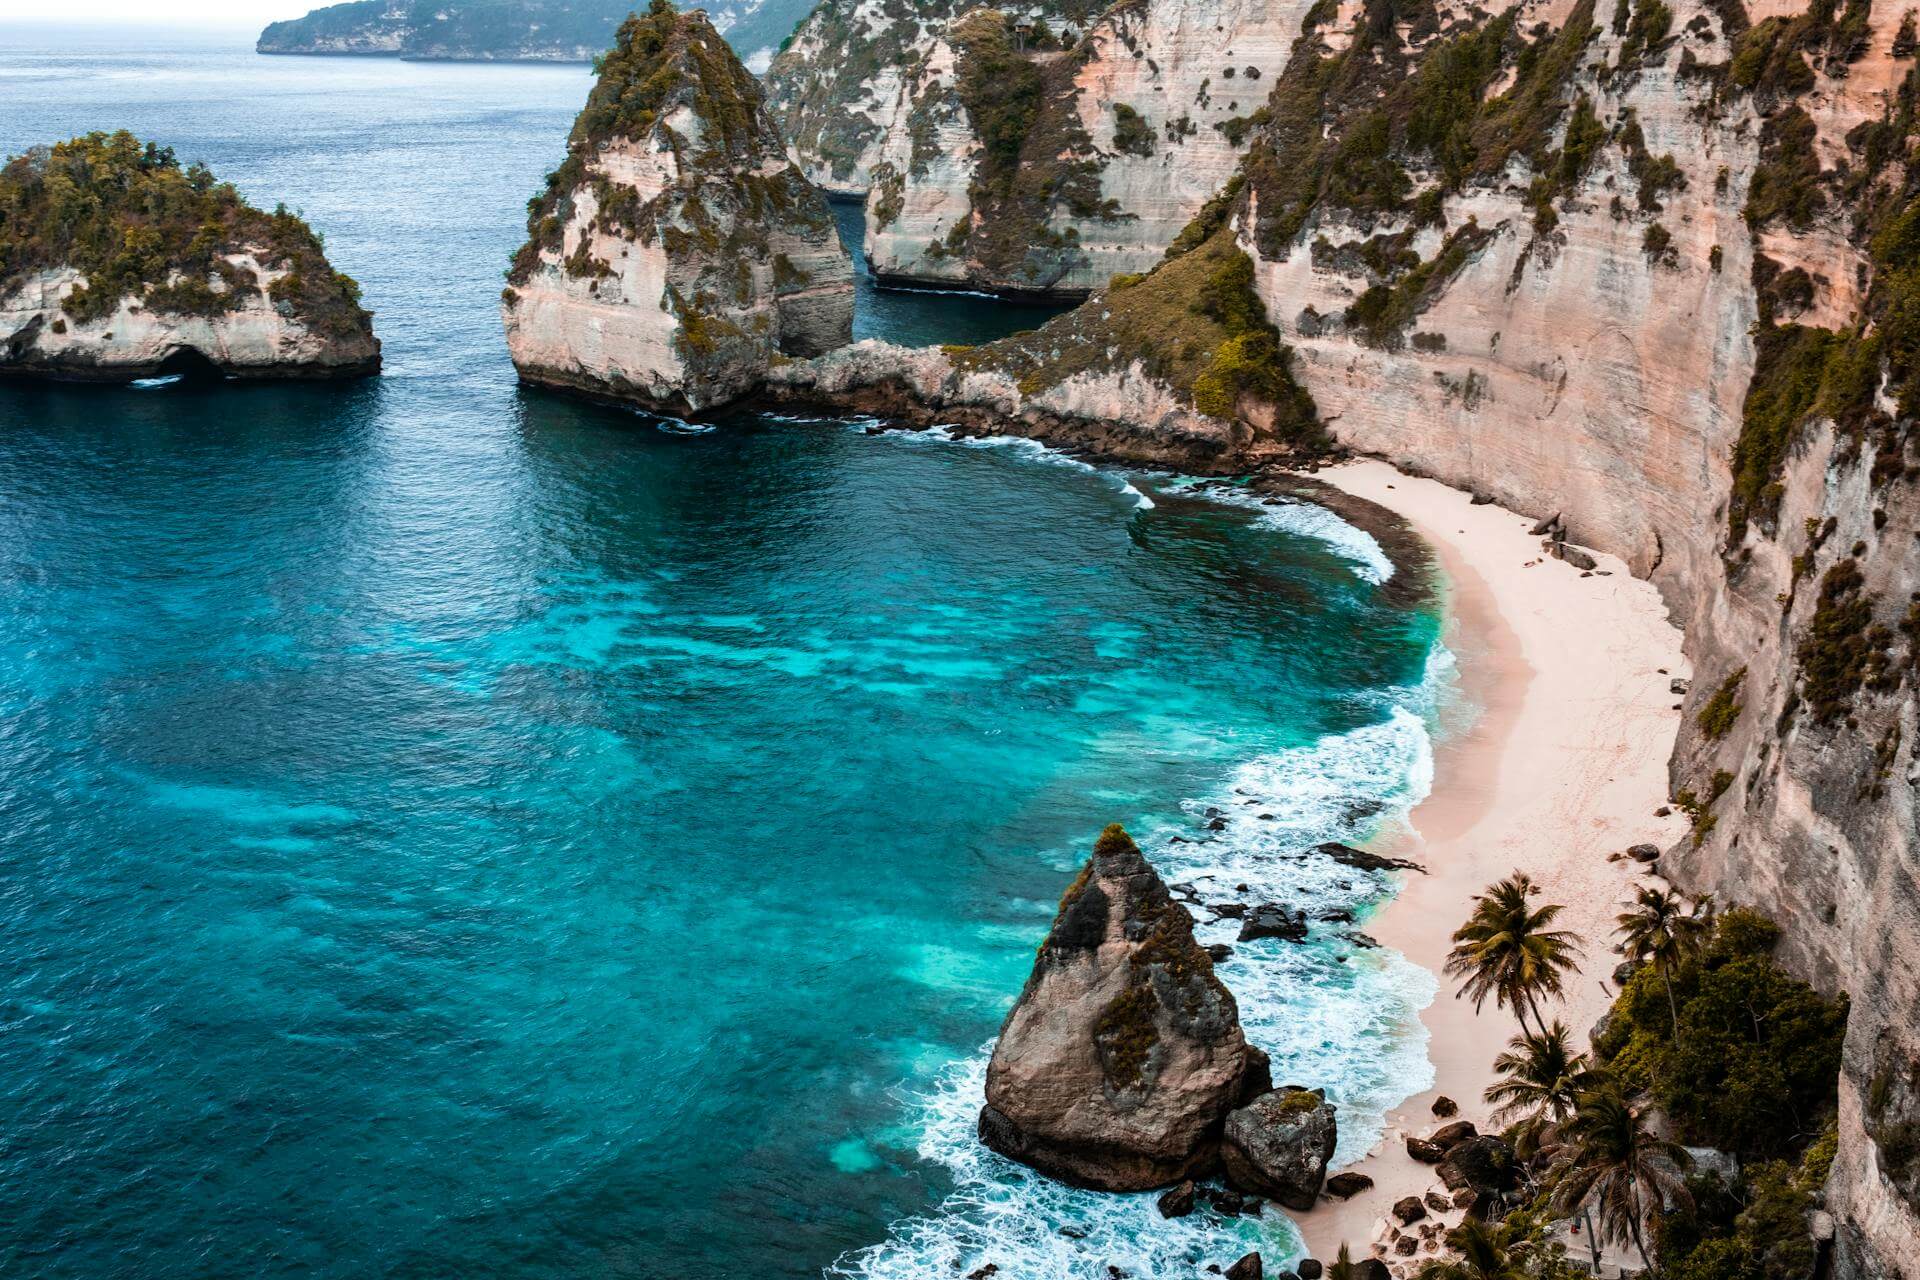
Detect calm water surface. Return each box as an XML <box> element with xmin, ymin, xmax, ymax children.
<box><xmin>0</xmin><ymin>26</ymin><xmax>1444</xmax><ymax>1280</ymax></box>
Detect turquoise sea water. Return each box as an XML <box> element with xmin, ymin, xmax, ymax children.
<box><xmin>0</xmin><ymin>26</ymin><xmax>1445</xmax><ymax>1280</ymax></box>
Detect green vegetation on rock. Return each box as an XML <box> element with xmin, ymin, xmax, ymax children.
<box><xmin>947</xmin><ymin>225</ymin><xmax>1320</xmax><ymax>445</ymax></box>
<box><xmin>0</xmin><ymin>130</ymin><xmax>368</xmax><ymax>336</ymax></box>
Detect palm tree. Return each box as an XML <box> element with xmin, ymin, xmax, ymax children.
<box><xmin>1325</xmin><ymin>1244</ymin><xmax>1359</xmax><ymax>1280</ymax></box>
<box><xmin>1445</xmin><ymin>872</ymin><xmax>1583</xmax><ymax>1035</ymax></box>
<box><xmin>1615</xmin><ymin>887</ymin><xmax>1713</xmax><ymax>1032</ymax></box>
<box><xmin>1485</xmin><ymin>1019</ymin><xmax>1595</xmax><ymax>1152</ymax></box>
<box><xmin>1550</xmin><ymin>1086</ymin><xmax>1693</xmax><ymax>1274</ymax></box>
<box><xmin>1413</xmin><ymin>1218</ymin><xmax>1526</xmax><ymax>1280</ymax></box>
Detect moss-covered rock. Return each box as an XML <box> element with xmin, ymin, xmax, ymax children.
<box><xmin>979</xmin><ymin>823</ymin><xmax>1271</xmax><ymax>1190</ymax></box>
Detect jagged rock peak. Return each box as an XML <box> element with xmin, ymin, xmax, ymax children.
<box><xmin>501</xmin><ymin>0</ymin><xmax>852</xmax><ymax>414</ymax></box>
<box><xmin>978</xmin><ymin>823</ymin><xmax>1271</xmax><ymax>1190</ymax></box>
<box><xmin>0</xmin><ymin>131</ymin><xmax>379</xmax><ymax>382</ymax></box>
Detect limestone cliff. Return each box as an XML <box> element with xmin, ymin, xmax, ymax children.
<box><xmin>777</xmin><ymin>0</ymin><xmax>1920</xmax><ymax>1270</ymax></box>
<box><xmin>0</xmin><ymin>132</ymin><xmax>378</xmax><ymax>382</ymax></box>
<box><xmin>502</xmin><ymin>0</ymin><xmax>853</xmax><ymax>414</ymax></box>
<box><xmin>767</xmin><ymin>0</ymin><xmax>1316</xmax><ymax>296</ymax></box>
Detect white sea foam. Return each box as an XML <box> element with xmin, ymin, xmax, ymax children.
<box><xmin>1193</xmin><ymin>485</ymin><xmax>1395</xmax><ymax>585</ymax></box>
<box><xmin>129</xmin><ymin>374</ymin><xmax>183</xmax><ymax>390</ymax></box>
<box><xmin>831</xmin><ymin>670</ymin><xmax>1451</xmax><ymax>1280</ymax></box>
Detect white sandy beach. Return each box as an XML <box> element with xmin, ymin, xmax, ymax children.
<box><xmin>1295</xmin><ymin>461</ymin><xmax>1690</xmax><ymax>1269</ymax></box>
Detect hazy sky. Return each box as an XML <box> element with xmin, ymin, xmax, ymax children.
<box><xmin>10</xmin><ymin>2</ymin><xmax>317</xmax><ymax>25</ymax></box>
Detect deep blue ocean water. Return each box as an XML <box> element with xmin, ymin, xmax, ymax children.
<box><xmin>0</xmin><ymin>25</ymin><xmax>1446</xmax><ymax>1280</ymax></box>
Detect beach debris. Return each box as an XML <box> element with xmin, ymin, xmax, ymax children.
<box><xmin>1470</xmin><ymin>492</ymin><xmax>1496</xmax><ymax>505</ymax></box>
<box><xmin>1670</xmin><ymin>677</ymin><xmax>1691</xmax><ymax>695</ymax></box>
<box><xmin>1528</xmin><ymin>512</ymin><xmax>1563</xmax><ymax>537</ymax></box>
<box><xmin>980</xmin><ymin>824</ymin><xmax>1272</xmax><ymax>1190</ymax></box>
<box><xmin>1220</xmin><ymin>1087</ymin><xmax>1338</xmax><ymax>1209</ymax></box>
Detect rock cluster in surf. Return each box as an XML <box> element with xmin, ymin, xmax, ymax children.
<box><xmin>980</xmin><ymin>822</ymin><xmax>1342</xmax><ymax>1204</ymax></box>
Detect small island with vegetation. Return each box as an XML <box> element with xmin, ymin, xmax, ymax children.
<box><xmin>0</xmin><ymin>132</ymin><xmax>379</xmax><ymax>382</ymax></box>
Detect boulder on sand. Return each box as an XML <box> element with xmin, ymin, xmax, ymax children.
<box><xmin>1325</xmin><ymin>1170</ymin><xmax>1373</xmax><ymax>1199</ymax></box>
<box><xmin>979</xmin><ymin>824</ymin><xmax>1271</xmax><ymax>1190</ymax></box>
<box><xmin>1220</xmin><ymin>1087</ymin><xmax>1338</xmax><ymax>1209</ymax></box>
<box><xmin>1437</xmin><ymin>1135</ymin><xmax>1519</xmax><ymax>1197</ymax></box>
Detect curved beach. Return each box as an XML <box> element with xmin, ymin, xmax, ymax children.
<box><xmin>1302</xmin><ymin>461</ymin><xmax>1689</xmax><ymax>1263</ymax></box>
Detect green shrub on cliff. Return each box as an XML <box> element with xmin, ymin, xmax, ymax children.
<box><xmin>948</xmin><ymin>225</ymin><xmax>1321</xmax><ymax>445</ymax></box>
<box><xmin>0</xmin><ymin>130</ymin><xmax>367</xmax><ymax>335</ymax></box>
<box><xmin>1596</xmin><ymin>909</ymin><xmax>1846</xmax><ymax>1158</ymax></box>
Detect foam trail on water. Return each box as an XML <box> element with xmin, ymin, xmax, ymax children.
<box><xmin>832</xmin><ymin>668</ymin><xmax>1449</xmax><ymax>1280</ymax></box>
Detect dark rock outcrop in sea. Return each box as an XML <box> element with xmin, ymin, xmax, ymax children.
<box><xmin>978</xmin><ymin>823</ymin><xmax>1270</xmax><ymax>1190</ymax></box>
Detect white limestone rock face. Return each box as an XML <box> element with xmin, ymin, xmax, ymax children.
<box><xmin>501</xmin><ymin>3</ymin><xmax>852</xmax><ymax>414</ymax></box>
<box><xmin>765</xmin><ymin>0</ymin><xmax>1107</xmax><ymax>197</ymax></box>
<box><xmin>771</xmin><ymin>0</ymin><xmax>1315</xmax><ymax>296</ymax></box>
<box><xmin>1</xmin><ymin>262</ymin><xmax>378</xmax><ymax>381</ymax></box>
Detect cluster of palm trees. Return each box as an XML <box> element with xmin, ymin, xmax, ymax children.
<box><xmin>1411</xmin><ymin>874</ymin><xmax>1717</xmax><ymax>1278</ymax></box>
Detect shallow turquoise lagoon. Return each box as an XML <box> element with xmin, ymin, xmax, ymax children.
<box><xmin>0</xmin><ymin>26</ymin><xmax>1444</xmax><ymax>1280</ymax></box>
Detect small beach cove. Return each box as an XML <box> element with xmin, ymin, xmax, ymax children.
<box><xmin>2</xmin><ymin>27</ymin><xmax>1453</xmax><ymax>1280</ymax></box>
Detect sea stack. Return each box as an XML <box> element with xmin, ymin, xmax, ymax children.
<box><xmin>0</xmin><ymin>132</ymin><xmax>379</xmax><ymax>381</ymax></box>
<box><xmin>502</xmin><ymin>0</ymin><xmax>853</xmax><ymax>414</ymax></box>
<box><xmin>979</xmin><ymin>823</ymin><xmax>1271</xmax><ymax>1190</ymax></box>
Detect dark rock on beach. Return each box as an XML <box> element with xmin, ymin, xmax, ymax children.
<box><xmin>979</xmin><ymin>824</ymin><xmax>1270</xmax><ymax>1190</ymax></box>
<box><xmin>1225</xmin><ymin>1253</ymin><xmax>1263</xmax><ymax>1280</ymax></box>
<box><xmin>1317</xmin><ymin>842</ymin><xmax>1424</xmax><ymax>873</ymax></box>
<box><xmin>1325</xmin><ymin>1170</ymin><xmax>1373</xmax><ymax>1198</ymax></box>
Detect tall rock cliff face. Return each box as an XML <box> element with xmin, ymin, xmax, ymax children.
<box><xmin>0</xmin><ymin>132</ymin><xmax>378</xmax><ymax>382</ymax></box>
<box><xmin>769</xmin><ymin>0</ymin><xmax>1314</xmax><ymax>296</ymax></box>
<box><xmin>1192</xmin><ymin>1</ymin><xmax>1920</xmax><ymax>1268</ymax></box>
<box><xmin>502</xmin><ymin>1</ymin><xmax>853</xmax><ymax>414</ymax></box>
<box><xmin>779</xmin><ymin>0</ymin><xmax>1920</xmax><ymax>1269</ymax></box>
